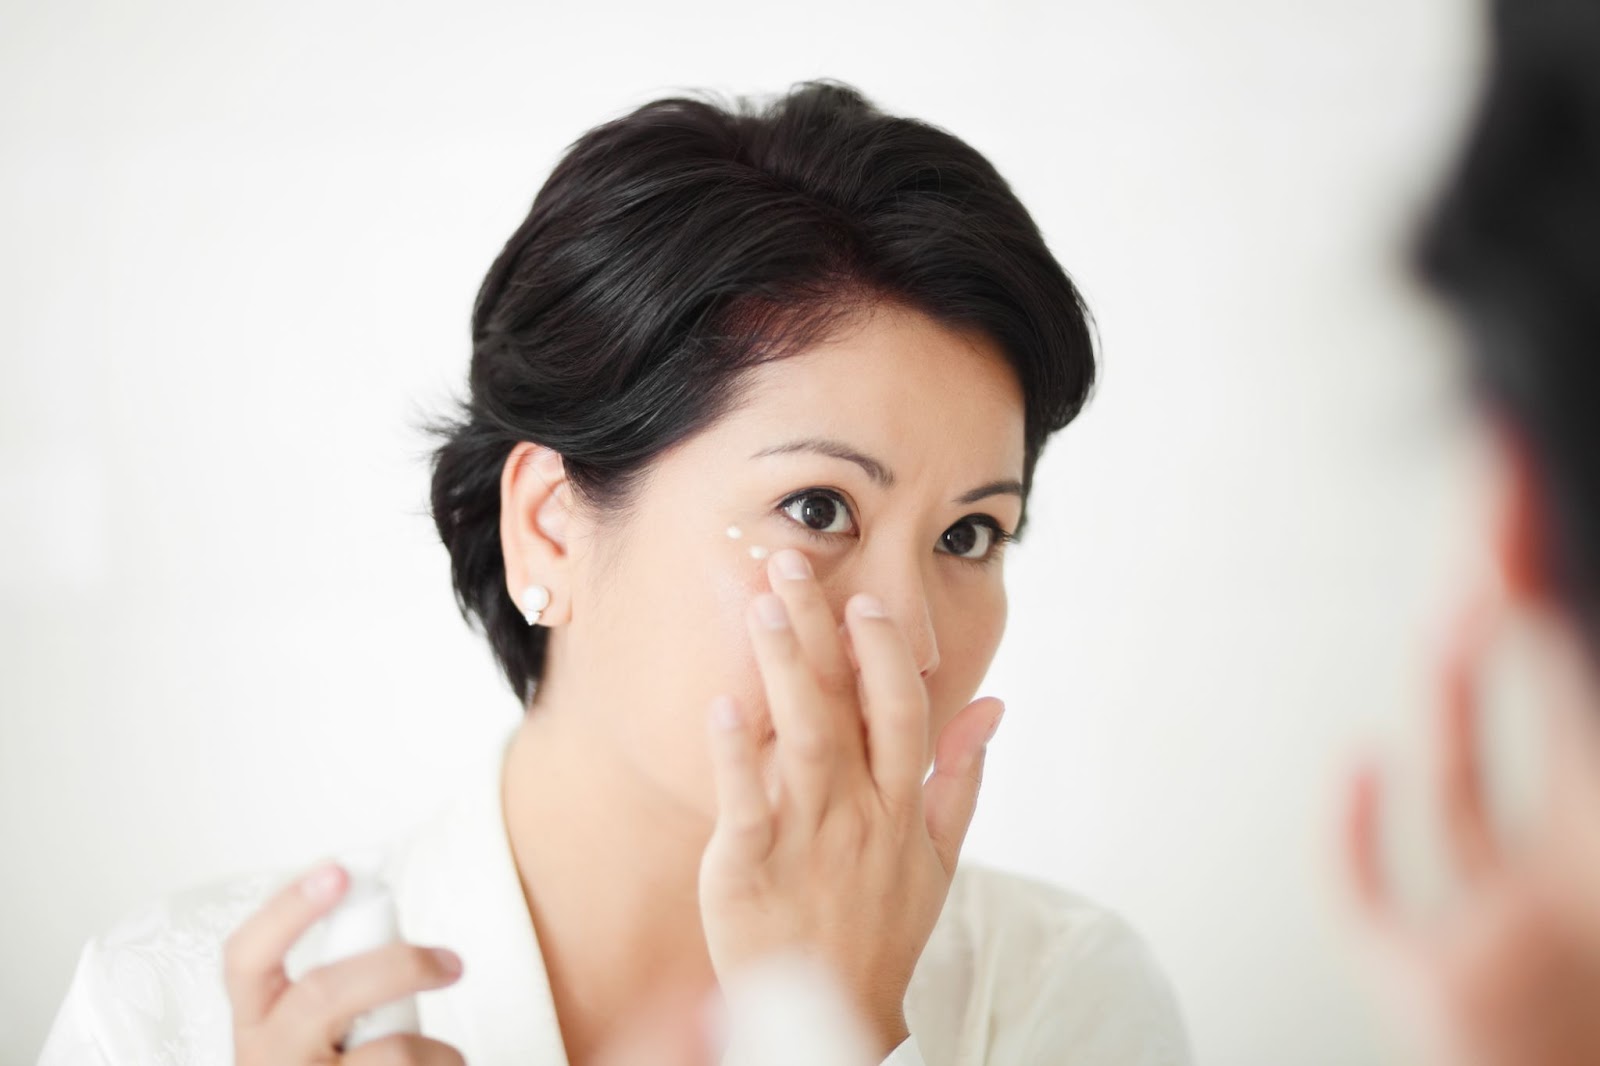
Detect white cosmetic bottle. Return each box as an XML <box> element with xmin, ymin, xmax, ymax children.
<box><xmin>305</xmin><ymin>874</ymin><xmax>421</xmax><ymax>1050</ymax></box>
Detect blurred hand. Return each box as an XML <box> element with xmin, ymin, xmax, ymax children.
<box><xmin>1342</xmin><ymin>599</ymin><xmax>1600</xmax><ymax>1066</ymax></box>
<box><xmin>224</xmin><ymin>861</ymin><xmax>466</xmax><ymax>1065</ymax></box>
<box><xmin>592</xmin><ymin>980</ymin><xmax>717</xmax><ymax>1066</ymax></box>
<box><xmin>593</xmin><ymin>954</ymin><xmax>876</xmax><ymax>1066</ymax></box>
<box><xmin>698</xmin><ymin>548</ymin><xmax>1001</xmax><ymax>1059</ymax></box>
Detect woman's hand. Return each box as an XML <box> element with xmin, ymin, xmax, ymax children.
<box><xmin>698</xmin><ymin>547</ymin><xmax>1004</xmax><ymax>1058</ymax></box>
<box><xmin>1342</xmin><ymin>599</ymin><xmax>1600</xmax><ymax>1066</ymax></box>
<box><xmin>224</xmin><ymin>861</ymin><xmax>467</xmax><ymax>1065</ymax></box>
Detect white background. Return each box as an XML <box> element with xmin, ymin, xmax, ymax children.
<box><xmin>1</xmin><ymin>1</ymin><xmax>1488</xmax><ymax>1062</ymax></box>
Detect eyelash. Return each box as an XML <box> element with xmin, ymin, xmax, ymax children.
<box><xmin>774</xmin><ymin>488</ymin><xmax>1016</xmax><ymax>566</ymax></box>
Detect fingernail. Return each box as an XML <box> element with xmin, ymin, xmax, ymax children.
<box><xmin>432</xmin><ymin>947</ymin><xmax>462</xmax><ymax>976</ymax></box>
<box><xmin>754</xmin><ymin>594</ymin><xmax>789</xmax><ymax>630</ymax></box>
<box><xmin>300</xmin><ymin>862</ymin><xmax>343</xmax><ymax>902</ymax></box>
<box><xmin>711</xmin><ymin>696</ymin><xmax>740</xmax><ymax>731</ymax></box>
<box><xmin>773</xmin><ymin>549</ymin><xmax>811</xmax><ymax>581</ymax></box>
<box><xmin>853</xmin><ymin>594</ymin><xmax>888</xmax><ymax>619</ymax></box>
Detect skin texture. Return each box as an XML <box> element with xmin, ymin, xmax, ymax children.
<box><xmin>1342</xmin><ymin>423</ymin><xmax>1600</xmax><ymax>1066</ymax></box>
<box><xmin>497</xmin><ymin>302</ymin><xmax>1024</xmax><ymax>1064</ymax></box>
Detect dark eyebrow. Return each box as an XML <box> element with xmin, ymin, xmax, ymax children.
<box><xmin>750</xmin><ymin>436</ymin><xmax>1023</xmax><ymax>507</ymax></box>
<box><xmin>751</xmin><ymin>437</ymin><xmax>894</xmax><ymax>487</ymax></box>
<box><xmin>955</xmin><ymin>479</ymin><xmax>1024</xmax><ymax>506</ymax></box>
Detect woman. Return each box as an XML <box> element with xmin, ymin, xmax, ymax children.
<box><xmin>39</xmin><ymin>81</ymin><xmax>1191</xmax><ymax>1065</ymax></box>
<box><xmin>1341</xmin><ymin>1</ymin><xmax>1600</xmax><ymax>1063</ymax></box>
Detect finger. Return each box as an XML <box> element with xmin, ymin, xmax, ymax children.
<box><xmin>222</xmin><ymin>860</ymin><xmax>349</xmax><ymax>1027</ymax></box>
<box><xmin>845</xmin><ymin>593</ymin><xmax>929</xmax><ymax>805</ymax></box>
<box><xmin>279</xmin><ymin>941</ymin><xmax>463</xmax><ymax>1053</ymax></box>
<box><xmin>766</xmin><ymin>550</ymin><xmax>854</xmax><ymax>694</ymax></box>
<box><xmin>1437</xmin><ymin>601</ymin><xmax>1499</xmax><ymax>882</ymax></box>
<box><xmin>767</xmin><ymin>550</ymin><xmax>866</xmax><ymax>765</ymax></box>
<box><xmin>924</xmin><ymin>698</ymin><xmax>1003</xmax><ymax>873</ymax></box>
<box><xmin>1342</xmin><ymin>761</ymin><xmax>1390</xmax><ymax>923</ymax></box>
<box><xmin>706</xmin><ymin>695</ymin><xmax>775</xmax><ymax>862</ymax></box>
<box><xmin>838</xmin><ymin>619</ymin><xmax>858</xmax><ymax>672</ymax></box>
<box><xmin>1525</xmin><ymin>605</ymin><xmax>1600</xmax><ymax>832</ymax></box>
<box><xmin>747</xmin><ymin>592</ymin><xmax>842</xmax><ymax>821</ymax></box>
<box><xmin>344</xmin><ymin>1034</ymin><xmax>466</xmax><ymax>1066</ymax></box>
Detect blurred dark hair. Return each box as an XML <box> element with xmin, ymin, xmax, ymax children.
<box><xmin>421</xmin><ymin>81</ymin><xmax>1097</xmax><ymax>707</ymax></box>
<box><xmin>1417</xmin><ymin>0</ymin><xmax>1600</xmax><ymax>651</ymax></box>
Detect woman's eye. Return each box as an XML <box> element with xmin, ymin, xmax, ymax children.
<box><xmin>938</xmin><ymin>518</ymin><xmax>998</xmax><ymax>559</ymax></box>
<box><xmin>778</xmin><ymin>491</ymin><xmax>856</xmax><ymax>535</ymax></box>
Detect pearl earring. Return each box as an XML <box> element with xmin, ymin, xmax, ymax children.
<box><xmin>520</xmin><ymin>584</ymin><xmax>551</xmax><ymax>626</ymax></box>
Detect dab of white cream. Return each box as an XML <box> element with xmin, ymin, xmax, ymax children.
<box><xmin>726</xmin><ymin>524</ymin><xmax>771</xmax><ymax>560</ymax></box>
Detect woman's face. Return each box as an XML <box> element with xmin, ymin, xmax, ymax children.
<box><xmin>545</xmin><ymin>303</ymin><xmax>1026</xmax><ymax>820</ymax></box>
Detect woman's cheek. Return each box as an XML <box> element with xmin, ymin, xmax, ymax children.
<box><xmin>706</xmin><ymin>530</ymin><xmax>780</xmax><ymax>726</ymax></box>
<box><xmin>932</xmin><ymin>583</ymin><xmax>1008</xmax><ymax>726</ymax></box>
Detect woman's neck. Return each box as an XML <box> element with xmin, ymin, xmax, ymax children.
<box><xmin>500</xmin><ymin>693</ymin><xmax>716</xmax><ymax>1065</ymax></box>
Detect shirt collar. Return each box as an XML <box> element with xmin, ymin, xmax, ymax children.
<box><xmin>385</xmin><ymin>722</ymin><xmax>570</xmax><ymax>1066</ymax></box>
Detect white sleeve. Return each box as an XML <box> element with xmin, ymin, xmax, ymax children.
<box><xmin>879</xmin><ymin>1032</ymin><xmax>927</xmax><ymax>1066</ymax></box>
<box><xmin>36</xmin><ymin>939</ymin><xmax>115</xmax><ymax>1066</ymax></box>
<box><xmin>1003</xmin><ymin>911</ymin><xmax>1194</xmax><ymax>1066</ymax></box>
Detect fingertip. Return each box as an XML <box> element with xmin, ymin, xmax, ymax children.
<box><xmin>983</xmin><ymin>699</ymin><xmax>1005</xmax><ymax>744</ymax></box>
<box><xmin>431</xmin><ymin>946</ymin><xmax>464</xmax><ymax>978</ymax></box>
<box><xmin>299</xmin><ymin>860</ymin><xmax>347</xmax><ymax>905</ymax></box>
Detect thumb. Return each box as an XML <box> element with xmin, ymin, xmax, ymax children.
<box><xmin>924</xmin><ymin>697</ymin><xmax>1004</xmax><ymax>874</ymax></box>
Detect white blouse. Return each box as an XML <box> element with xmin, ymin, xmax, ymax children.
<box><xmin>38</xmin><ymin>725</ymin><xmax>1193</xmax><ymax>1065</ymax></box>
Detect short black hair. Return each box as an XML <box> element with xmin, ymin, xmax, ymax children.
<box><xmin>1416</xmin><ymin>0</ymin><xmax>1600</xmax><ymax>650</ymax></box>
<box><xmin>422</xmin><ymin>80</ymin><xmax>1096</xmax><ymax>707</ymax></box>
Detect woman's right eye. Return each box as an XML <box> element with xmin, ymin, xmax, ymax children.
<box><xmin>777</xmin><ymin>490</ymin><xmax>857</xmax><ymax>537</ymax></box>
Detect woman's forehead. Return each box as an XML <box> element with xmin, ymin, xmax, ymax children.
<box><xmin>677</xmin><ymin>380</ymin><xmax>1024</xmax><ymax>503</ymax></box>
<box><xmin>730</xmin><ymin>309</ymin><xmax>1024</xmax><ymax>438</ymax></box>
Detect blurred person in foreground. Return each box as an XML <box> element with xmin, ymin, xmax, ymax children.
<box><xmin>1341</xmin><ymin>1</ymin><xmax>1600</xmax><ymax>1064</ymax></box>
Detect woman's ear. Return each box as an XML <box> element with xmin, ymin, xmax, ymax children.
<box><xmin>500</xmin><ymin>441</ymin><xmax>576</xmax><ymax>627</ymax></box>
